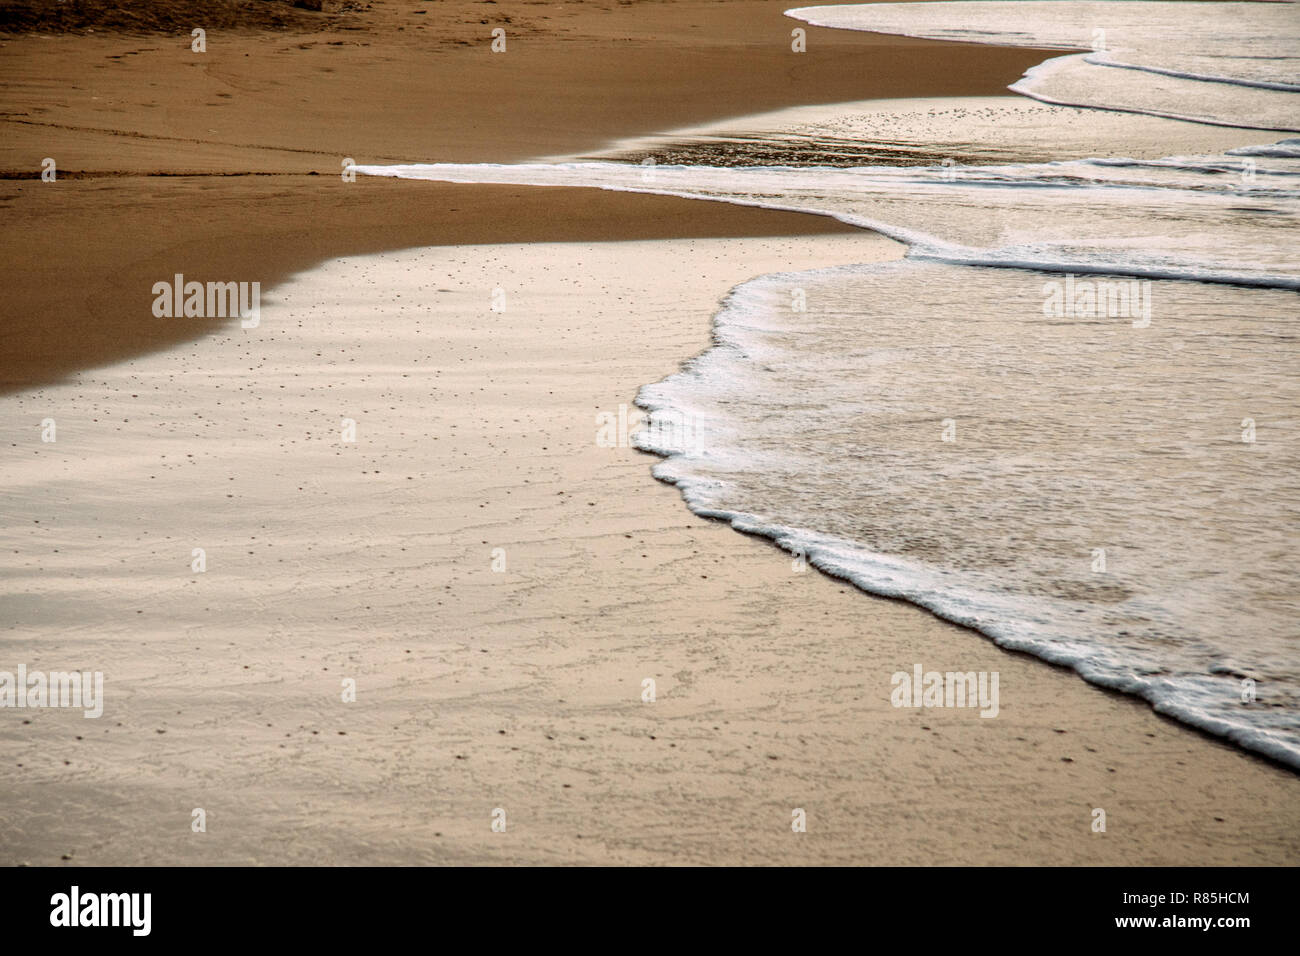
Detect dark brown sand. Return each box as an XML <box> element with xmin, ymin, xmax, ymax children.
<box><xmin>0</xmin><ymin>0</ymin><xmax>1055</xmax><ymax>391</ymax></box>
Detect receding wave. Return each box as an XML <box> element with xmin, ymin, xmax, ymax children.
<box><xmin>787</xmin><ymin>1</ymin><xmax>1300</xmax><ymax>131</ymax></box>
<box><xmin>354</xmin><ymin>0</ymin><xmax>1300</xmax><ymax>767</ymax></box>
<box><xmin>632</xmin><ymin>260</ymin><xmax>1300</xmax><ymax>768</ymax></box>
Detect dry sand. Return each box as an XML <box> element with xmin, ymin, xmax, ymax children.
<box><xmin>1</xmin><ymin>0</ymin><xmax>1296</xmax><ymax>865</ymax></box>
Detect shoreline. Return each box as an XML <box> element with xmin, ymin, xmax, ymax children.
<box><xmin>0</xmin><ymin>0</ymin><xmax>1058</xmax><ymax>393</ymax></box>
<box><xmin>5</xmin><ymin>233</ymin><xmax>1297</xmax><ymax>865</ymax></box>
<box><xmin>2</xmin><ymin>0</ymin><xmax>1296</xmax><ymax>864</ymax></box>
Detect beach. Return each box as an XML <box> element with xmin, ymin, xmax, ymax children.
<box><xmin>0</xmin><ymin>0</ymin><xmax>1046</xmax><ymax>392</ymax></box>
<box><xmin>1</xmin><ymin>0</ymin><xmax>1297</xmax><ymax>866</ymax></box>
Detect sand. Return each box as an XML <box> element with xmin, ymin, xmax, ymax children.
<box><xmin>0</xmin><ymin>0</ymin><xmax>1053</xmax><ymax>392</ymax></box>
<box><xmin>1</xmin><ymin>0</ymin><xmax>1296</xmax><ymax>865</ymax></box>
<box><xmin>4</xmin><ymin>233</ymin><xmax>1296</xmax><ymax>865</ymax></box>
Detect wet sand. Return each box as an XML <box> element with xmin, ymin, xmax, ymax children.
<box><xmin>1</xmin><ymin>0</ymin><xmax>1295</xmax><ymax>865</ymax></box>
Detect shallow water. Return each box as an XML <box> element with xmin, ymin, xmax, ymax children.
<box><xmin>354</xmin><ymin>1</ymin><xmax>1300</xmax><ymax>766</ymax></box>
<box><xmin>788</xmin><ymin>1</ymin><xmax>1300</xmax><ymax>131</ymax></box>
<box><xmin>636</xmin><ymin>260</ymin><xmax>1300</xmax><ymax>764</ymax></box>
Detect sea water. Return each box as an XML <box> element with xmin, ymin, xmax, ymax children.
<box><xmin>354</xmin><ymin>0</ymin><xmax>1300</xmax><ymax>766</ymax></box>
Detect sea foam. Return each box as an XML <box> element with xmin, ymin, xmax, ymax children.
<box><xmin>354</xmin><ymin>1</ymin><xmax>1300</xmax><ymax>767</ymax></box>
